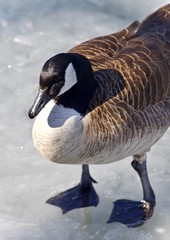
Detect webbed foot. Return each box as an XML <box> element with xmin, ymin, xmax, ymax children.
<box><xmin>107</xmin><ymin>199</ymin><xmax>154</xmax><ymax>227</ymax></box>
<box><xmin>47</xmin><ymin>182</ymin><xmax>99</xmax><ymax>214</ymax></box>
<box><xmin>107</xmin><ymin>158</ymin><xmax>156</xmax><ymax>227</ymax></box>
<box><xmin>47</xmin><ymin>165</ymin><xmax>99</xmax><ymax>214</ymax></box>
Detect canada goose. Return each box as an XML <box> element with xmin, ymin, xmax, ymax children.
<box><xmin>28</xmin><ymin>4</ymin><xmax>170</xmax><ymax>227</ymax></box>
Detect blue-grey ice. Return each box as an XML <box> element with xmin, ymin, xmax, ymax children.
<box><xmin>0</xmin><ymin>0</ymin><xmax>170</xmax><ymax>239</ymax></box>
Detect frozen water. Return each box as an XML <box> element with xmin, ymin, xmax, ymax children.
<box><xmin>0</xmin><ymin>0</ymin><xmax>170</xmax><ymax>239</ymax></box>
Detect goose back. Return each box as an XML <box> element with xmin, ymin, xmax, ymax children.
<box><xmin>69</xmin><ymin>4</ymin><xmax>170</xmax><ymax>163</ymax></box>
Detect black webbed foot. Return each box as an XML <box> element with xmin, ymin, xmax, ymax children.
<box><xmin>47</xmin><ymin>182</ymin><xmax>99</xmax><ymax>214</ymax></box>
<box><xmin>107</xmin><ymin>199</ymin><xmax>154</xmax><ymax>227</ymax></box>
<box><xmin>46</xmin><ymin>165</ymin><xmax>99</xmax><ymax>214</ymax></box>
<box><xmin>107</xmin><ymin>159</ymin><xmax>156</xmax><ymax>227</ymax></box>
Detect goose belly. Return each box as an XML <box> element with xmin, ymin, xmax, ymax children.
<box><xmin>79</xmin><ymin>126</ymin><xmax>169</xmax><ymax>165</ymax></box>
<box><xmin>31</xmin><ymin>99</ymin><xmax>170</xmax><ymax>165</ymax></box>
<box><xmin>79</xmin><ymin>99</ymin><xmax>170</xmax><ymax>164</ymax></box>
<box><xmin>32</xmin><ymin>115</ymin><xmax>169</xmax><ymax>165</ymax></box>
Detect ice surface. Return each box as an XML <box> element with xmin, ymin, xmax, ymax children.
<box><xmin>0</xmin><ymin>0</ymin><xmax>170</xmax><ymax>239</ymax></box>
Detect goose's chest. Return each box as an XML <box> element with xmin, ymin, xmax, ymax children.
<box><xmin>32</xmin><ymin>101</ymin><xmax>83</xmax><ymax>162</ymax></box>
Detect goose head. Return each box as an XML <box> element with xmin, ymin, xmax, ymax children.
<box><xmin>28</xmin><ymin>53</ymin><xmax>96</xmax><ymax>119</ymax></box>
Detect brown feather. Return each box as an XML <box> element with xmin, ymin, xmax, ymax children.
<box><xmin>32</xmin><ymin>5</ymin><xmax>170</xmax><ymax>165</ymax></box>
<box><xmin>69</xmin><ymin>4</ymin><xmax>170</xmax><ymax>160</ymax></box>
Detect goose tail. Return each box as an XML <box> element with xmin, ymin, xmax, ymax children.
<box><xmin>135</xmin><ymin>4</ymin><xmax>170</xmax><ymax>38</ymax></box>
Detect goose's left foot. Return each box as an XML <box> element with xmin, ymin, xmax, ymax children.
<box><xmin>107</xmin><ymin>199</ymin><xmax>154</xmax><ymax>227</ymax></box>
<box><xmin>107</xmin><ymin>158</ymin><xmax>156</xmax><ymax>227</ymax></box>
<box><xmin>46</xmin><ymin>165</ymin><xmax>99</xmax><ymax>214</ymax></box>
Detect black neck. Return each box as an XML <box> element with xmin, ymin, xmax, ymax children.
<box><xmin>57</xmin><ymin>78</ymin><xmax>97</xmax><ymax>115</ymax></box>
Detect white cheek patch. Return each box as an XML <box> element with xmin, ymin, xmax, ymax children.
<box><xmin>58</xmin><ymin>63</ymin><xmax>77</xmax><ymax>95</ymax></box>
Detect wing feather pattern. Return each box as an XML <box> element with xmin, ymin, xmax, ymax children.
<box><xmin>70</xmin><ymin>5</ymin><xmax>170</xmax><ymax>157</ymax></box>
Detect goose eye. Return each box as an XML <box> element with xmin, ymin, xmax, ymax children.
<box><xmin>49</xmin><ymin>82</ymin><xmax>63</xmax><ymax>97</ymax></box>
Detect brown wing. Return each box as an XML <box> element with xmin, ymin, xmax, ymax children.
<box><xmin>87</xmin><ymin>4</ymin><xmax>170</xmax><ymax>112</ymax></box>
<box><xmin>84</xmin><ymin>5</ymin><xmax>170</xmax><ymax>151</ymax></box>
<box><xmin>69</xmin><ymin>20</ymin><xmax>140</xmax><ymax>71</ymax></box>
<box><xmin>112</xmin><ymin>4</ymin><xmax>170</xmax><ymax>110</ymax></box>
<box><xmin>81</xmin><ymin>5</ymin><xmax>170</xmax><ymax>157</ymax></box>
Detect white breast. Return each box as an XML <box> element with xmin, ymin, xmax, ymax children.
<box><xmin>32</xmin><ymin>99</ymin><xmax>170</xmax><ymax>165</ymax></box>
<box><xmin>32</xmin><ymin>100</ymin><xmax>83</xmax><ymax>163</ymax></box>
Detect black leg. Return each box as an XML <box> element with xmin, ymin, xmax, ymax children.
<box><xmin>131</xmin><ymin>159</ymin><xmax>156</xmax><ymax>219</ymax></box>
<box><xmin>107</xmin><ymin>159</ymin><xmax>156</xmax><ymax>227</ymax></box>
<box><xmin>47</xmin><ymin>164</ymin><xmax>99</xmax><ymax>214</ymax></box>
